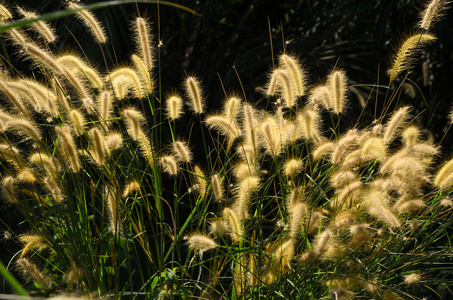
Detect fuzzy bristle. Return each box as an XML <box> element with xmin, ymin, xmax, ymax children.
<box><xmin>173</xmin><ymin>140</ymin><xmax>192</xmax><ymax>163</ymax></box>
<box><xmin>185</xmin><ymin>233</ymin><xmax>217</xmax><ymax>253</ymax></box>
<box><xmin>133</xmin><ymin>17</ymin><xmax>154</xmax><ymax>71</ymax></box>
<box><xmin>184</xmin><ymin>76</ymin><xmax>204</xmax><ymax>114</ymax></box>
<box><xmin>122</xmin><ymin>181</ymin><xmax>141</xmax><ymax>198</ymax></box>
<box><xmin>67</xmin><ymin>2</ymin><xmax>107</xmax><ymax>43</ymax></box>
<box><xmin>160</xmin><ymin>155</ymin><xmax>178</xmax><ymax>176</ymax></box>
<box><xmin>328</xmin><ymin>69</ymin><xmax>348</xmax><ymax>114</ymax></box>
<box><xmin>16</xmin><ymin>258</ymin><xmax>50</xmax><ymax>290</ymax></box>
<box><xmin>389</xmin><ymin>33</ymin><xmax>436</xmax><ymax>83</ymax></box>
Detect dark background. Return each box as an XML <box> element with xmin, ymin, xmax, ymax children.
<box><xmin>1</xmin><ymin>0</ymin><xmax>453</xmax><ymax>294</ymax></box>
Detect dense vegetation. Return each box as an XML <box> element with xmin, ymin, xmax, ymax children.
<box><xmin>1</xmin><ymin>1</ymin><xmax>453</xmax><ymax>299</ymax></box>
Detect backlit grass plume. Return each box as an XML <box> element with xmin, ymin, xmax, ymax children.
<box><xmin>389</xmin><ymin>32</ymin><xmax>436</xmax><ymax>83</ymax></box>
<box><xmin>66</xmin><ymin>2</ymin><xmax>107</xmax><ymax>44</ymax></box>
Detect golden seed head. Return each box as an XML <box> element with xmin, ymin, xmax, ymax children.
<box><xmin>185</xmin><ymin>233</ymin><xmax>217</xmax><ymax>253</ymax></box>
<box><xmin>419</xmin><ymin>0</ymin><xmax>449</xmax><ymax>30</ymax></box>
<box><xmin>278</xmin><ymin>53</ymin><xmax>307</xmax><ymax>97</ymax></box>
<box><xmin>211</xmin><ymin>174</ymin><xmax>224</xmax><ymax>201</ymax></box>
<box><xmin>165</xmin><ymin>94</ymin><xmax>184</xmax><ymax>120</ymax></box>
<box><xmin>389</xmin><ymin>33</ymin><xmax>436</xmax><ymax>84</ymax></box>
<box><xmin>309</xmin><ymin>85</ymin><xmax>332</xmax><ymax>110</ymax></box>
<box><xmin>122</xmin><ymin>181</ymin><xmax>141</xmax><ymax>197</ymax></box>
<box><xmin>1</xmin><ymin>176</ymin><xmax>17</xmax><ymax>204</ymax></box>
<box><xmin>209</xmin><ymin>219</ymin><xmax>229</xmax><ymax>236</ymax></box>
<box><xmin>16</xmin><ymin>258</ymin><xmax>50</xmax><ymax>290</ymax></box>
<box><xmin>283</xmin><ymin>158</ymin><xmax>303</xmax><ymax>178</ymax></box>
<box><xmin>105</xmin><ymin>131</ymin><xmax>123</xmax><ymax>153</ymax></box>
<box><xmin>160</xmin><ymin>155</ymin><xmax>178</xmax><ymax>176</ymax></box>
<box><xmin>173</xmin><ymin>140</ymin><xmax>192</xmax><ymax>163</ymax></box>
<box><xmin>17</xmin><ymin>6</ymin><xmax>57</xmax><ymax>43</ymax></box>
<box><xmin>67</xmin><ymin>2</ymin><xmax>107</xmax><ymax>43</ymax></box>
<box><xmin>133</xmin><ymin>17</ymin><xmax>154</xmax><ymax>71</ymax></box>
<box><xmin>328</xmin><ymin>69</ymin><xmax>348</xmax><ymax>114</ymax></box>
<box><xmin>184</xmin><ymin>76</ymin><xmax>204</xmax><ymax>114</ymax></box>
<box><xmin>404</xmin><ymin>273</ymin><xmax>422</xmax><ymax>285</ymax></box>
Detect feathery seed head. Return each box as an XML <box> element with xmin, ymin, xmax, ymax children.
<box><xmin>193</xmin><ymin>165</ymin><xmax>207</xmax><ymax>197</ymax></box>
<box><xmin>327</xmin><ymin>69</ymin><xmax>348</xmax><ymax>114</ymax></box>
<box><xmin>105</xmin><ymin>186</ymin><xmax>122</xmax><ymax>234</ymax></box>
<box><xmin>404</xmin><ymin>273</ymin><xmax>422</xmax><ymax>285</ymax></box>
<box><xmin>105</xmin><ymin>131</ymin><xmax>123</xmax><ymax>153</ymax></box>
<box><xmin>184</xmin><ymin>76</ymin><xmax>204</xmax><ymax>114</ymax></box>
<box><xmin>173</xmin><ymin>140</ymin><xmax>192</xmax><ymax>163</ymax></box>
<box><xmin>209</xmin><ymin>219</ymin><xmax>229</xmax><ymax>236</ymax></box>
<box><xmin>331</xmin><ymin>170</ymin><xmax>356</xmax><ymax>188</ymax></box>
<box><xmin>389</xmin><ymin>33</ymin><xmax>436</xmax><ymax>84</ymax></box>
<box><xmin>109</xmin><ymin>68</ymin><xmax>144</xmax><ymax>99</ymax></box>
<box><xmin>307</xmin><ymin>211</ymin><xmax>323</xmax><ymax>234</ymax></box>
<box><xmin>0</xmin><ymin>80</ymin><xmax>30</xmax><ymax>116</ymax></box>
<box><xmin>7</xmin><ymin>119</ymin><xmax>41</xmax><ymax>141</ymax></box>
<box><xmin>57</xmin><ymin>54</ymin><xmax>103</xmax><ymax>89</ymax></box>
<box><xmin>160</xmin><ymin>155</ymin><xmax>178</xmax><ymax>176</ymax></box>
<box><xmin>16</xmin><ymin>258</ymin><xmax>50</xmax><ymax>290</ymax></box>
<box><xmin>69</xmin><ymin>109</ymin><xmax>86</xmax><ymax>136</ymax></box>
<box><xmin>67</xmin><ymin>2</ymin><xmax>107</xmax><ymax>43</ymax></box>
<box><xmin>261</xmin><ymin>117</ymin><xmax>281</xmax><ymax>156</ymax></box>
<box><xmin>278</xmin><ymin>53</ymin><xmax>307</xmax><ymax>97</ymax></box>
<box><xmin>43</xmin><ymin>176</ymin><xmax>63</xmax><ymax>202</ymax></box>
<box><xmin>185</xmin><ymin>233</ymin><xmax>217</xmax><ymax>253</ymax></box>
<box><xmin>314</xmin><ymin>229</ymin><xmax>332</xmax><ymax>255</ymax></box>
<box><xmin>224</xmin><ymin>96</ymin><xmax>242</xmax><ymax>121</ymax></box>
<box><xmin>419</xmin><ymin>0</ymin><xmax>449</xmax><ymax>30</ymax></box>
<box><xmin>271</xmin><ymin>239</ymin><xmax>295</xmax><ymax>274</ymax></box>
<box><xmin>55</xmin><ymin>126</ymin><xmax>80</xmax><ymax>172</ymax></box>
<box><xmin>211</xmin><ymin>174</ymin><xmax>224</xmax><ymax>201</ymax></box>
<box><xmin>122</xmin><ymin>108</ymin><xmax>144</xmax><ymax>141</ymax></box>
<box><xmin>241</xmin><ymin>103</ymin><xmax>260</xmax><ymax>148</ymax></box>
<box><xmin>283</xmin><ymin>158</ymin><xmax>303</xmax><ymax>178</ymax></box>
<box><xmin>223</xmin><ymin>207</ymin><xmax>243</xmax><ymax>243</ymax></box>
<box><xmin>24</xmin><ymin>43</ymin><xmax>64</xmax><ymax>74</ymax></box>
<box><xmin>206</xmin><ymin>115</ymin><xmax>241</xmax><ymax>141</ymax></box>
<box><xmin>394</xmin><ymin>199</ymin><xmax>425</xmax><ymax>214</ymax></box>
<box><xmin>361</xmin><ymin>136</ymin><xmax>387</xmax><ymax>161</ymax></box>
<box><xmin>363</xmin><ymin>189</ymin><xmax>401</xmax><ymax>228</ymax></box>
<box><xmin>309</xmin><ymin>85</ymin><xmax>332</xmax><ymax>110</ymax></box>
<box><xmin>402</xmin><ymin>125</ymin><xmax>421</xmax><ymax>147</ymax></box>
<box><xmin>98</xmin><ymin>90</ymin><xmax>112</xmax><ymax>123</ymax></box>
<box><xmin>17</xmin><ymin>6</ymin><xmax>57</xmax><ymax>43</ymax></box>
<box><xmin>269</xmin><ymin>68</ymin><xmax>297</xmax><ymax>108</ymax></box>
<box><xmin>290</xmin><ymin>202</ymin><xmax>308</xmax><ymax>240</ymax></box>
<box><xmin>0</xmin><ymin>4</ymin><xmax>13</xmax><ymax>22</ymax></box>
<box><xmin>298</xmin><ymin>108</ymin><xmax>322</xmax><ymax>142</ymax></box>
<box><xmin>137</xmin><ymin>131</ymin><xmax>154</xmax><ymax>167</ymax></box>
<box><xmin>232</xmin><ymin>162</ymin><xmax>256</xmax><ymax>180</ymax></box>
<box><xmin>383</xmin><ymin>106</ymin><xmax>412</xmax><ymax>144</ymax></box>
<box><xmin>122</xmin><ymin>181</ymin><xmax>141</xmax><ymax>197</ymax></box>
<box><xmin>29</xmin><ymin>152</ymin><xmax>59</xmax><ymax>176</ymax></box>
<box><xmin>19</xmin><ymin>234</ymin><xmax>48</xmax><ymax>257</ymax></box>
<box><xmin>165</xmin><ymin>93</ymin><xmax>183</xmax><ymax>120</ymax></box>
<box><xmin>89</xmin><ymin>128</ymin><xmax>105</xmax><ymax>166</ymax></box>
<box><xmin>133</xmin><ymin>17</ymin><xmax>154</xmax><ymax>71</ymax></box>
<box><xmin>17</xmin><ymin>169</ymin><xmax>37</xmax><ymax>184</ymax></box>
<box><xmin>313</xmin><ymin>141</ymin><xmax>335</xmax><ymax>160</ymax></box>
<box><xmin>287</xmin><ymin>187</ymin><xmax>302</xmax><ymax>209</ymax></box>
<box><xmin>132</xmin><ymin>54</ymin><xmax>153</xmax><ymax>94</ymax></box>
<box><xmin>1</xmin><ymin>176</ymin><xmax>17</xmax><ymax>204</ymax></box>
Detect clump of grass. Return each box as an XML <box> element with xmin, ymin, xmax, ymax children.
<box><xmin>0</xmin><ymin>1</ymin><xmax>452</xmax><ymax>299</ymax></box>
